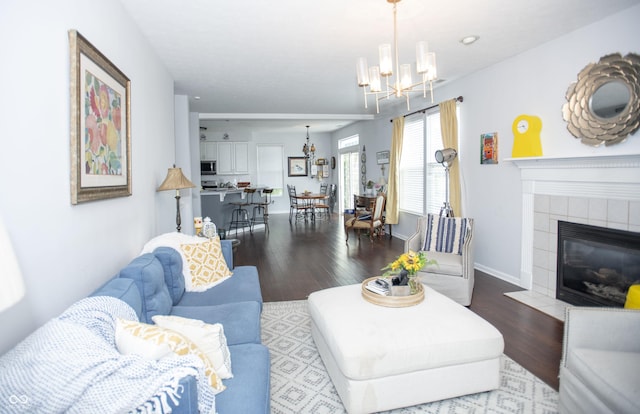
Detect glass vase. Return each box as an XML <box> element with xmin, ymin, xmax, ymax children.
<box><xmin>408</xmin><ymin>275</ymin><xmax>420</xmax><ymax>295</ymax></box>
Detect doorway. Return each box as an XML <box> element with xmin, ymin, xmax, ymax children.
<box><xmin>339</xmin><ymin>151</ymin><xmax>360</xmax><ymax>215</ymax></box>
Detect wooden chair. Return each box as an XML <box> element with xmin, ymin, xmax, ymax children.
<box><xmin>344</xmin><ymin>194</ymin><xmax>386</xmax><ymax>241</ymax></box>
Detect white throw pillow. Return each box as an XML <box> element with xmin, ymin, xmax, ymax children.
<box><xmin>152</xmin><ymin>315</ymin><xmax>233</xmax><ymax>379</ymax></box>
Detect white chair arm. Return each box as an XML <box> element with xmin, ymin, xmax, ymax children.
<box><xmin>460</xmin><ymin>219</ymin><xmax>474</xmax><ymax>281</ymax></box>
<box><xmin>561</xmin><ymin>307</ymin><xmax>640</xmax><ymax>368</ymax></box>
<box><xmin>404</xmin><ymin>216</ymin><xmax>427</xmax><ymax>252</ymax></box>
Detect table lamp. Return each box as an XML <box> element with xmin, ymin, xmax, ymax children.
<box><xmin>0</xmin><ymin>216</ymin><xmax>25</xmax><ymax>312</ymax></box>
<box><xmin>158</xmin><ymin>165</ymin><xmax>196</xmax><ymax>232</ymax></box>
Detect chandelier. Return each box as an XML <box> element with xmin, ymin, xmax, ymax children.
<box><xmin>302</xmin><ymin>125</ymin><xmax>316</xmax><ymax>160</ymax></box>
<box><xmin>356</xmin><ymin>0</ymin><xmax>438</xmax><ymax>113</ymax></box>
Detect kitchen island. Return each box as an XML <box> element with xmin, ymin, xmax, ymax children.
<box><xmin>200</xmin><ymin>187</ymin><xmax>266</xmax><ymax>235</ymax></box>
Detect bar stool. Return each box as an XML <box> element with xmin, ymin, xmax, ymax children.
<box><xmin>252</xmin><ymin>188</ymin><xmax>274</xmax><ymax>231</ymax></box>
<box><xmin>229</xmin><ymin>188</ymin><xmax>255</xmax><ymax>235</ymax></box>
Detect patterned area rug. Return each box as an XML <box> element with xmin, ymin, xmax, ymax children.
<box><xmin>262</xmin><ymin>300</ymin><xmax>559</xmax><ymax>414</ymax></box>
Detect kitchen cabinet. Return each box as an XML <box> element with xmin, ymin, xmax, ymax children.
<box><xmin>217</xmin><ymin>142</ymin><xmax>249</xmax><ymax>175</ymax></box>
<box><xmin>200</xmin><ymin>141</ymin><xmax>217</xmax><ymax>161</ymax></box>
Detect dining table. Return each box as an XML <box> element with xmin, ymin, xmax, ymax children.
<box><xmin>295</xmin><ymin>192</ymin><xmax>330</xmax><ymax>221</ymax></box>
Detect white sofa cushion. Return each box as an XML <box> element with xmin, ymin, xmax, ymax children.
<box><xmin>420</xmin><ymin>250</ymin><xmax>463</xmax><ymax>276</ymax></box>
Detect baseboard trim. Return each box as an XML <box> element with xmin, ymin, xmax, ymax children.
<box><xmin>474</xmin><ymin>264</ymin><xmax>522</xmax><ymax>287</ymax></box>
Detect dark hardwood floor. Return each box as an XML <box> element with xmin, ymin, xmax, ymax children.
<box><xmin>232</xmin><ymin>213</ymin><xmax>564</xmax><ymax>390</ymax></box>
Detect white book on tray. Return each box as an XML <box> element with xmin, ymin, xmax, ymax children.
<box><xmin>365</xmin><ymin>279</ymin><xmax>390</xmax><ymax>295</ymax></box>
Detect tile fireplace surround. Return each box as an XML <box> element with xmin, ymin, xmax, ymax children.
<box><xmin>507</xmin><ymin>154</ymin><xmax>640</xmax><ymax>320</ymax></box>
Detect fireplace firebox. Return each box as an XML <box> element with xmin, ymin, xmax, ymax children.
<box><xmin>557</xmin><ymin>221</ymin><xmax>640</xmax><ymax>307</ymax></box>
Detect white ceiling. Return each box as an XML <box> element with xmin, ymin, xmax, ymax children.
<box><xmin>120</xmin><ymin>0</ymin><xmax>640</xmax><ymax>132</ymax></box>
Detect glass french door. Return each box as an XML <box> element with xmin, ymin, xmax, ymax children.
<box><xmin>339</xmin><ymin>151</ymin><xmax>360</xmax><ymax>214</ymax></box>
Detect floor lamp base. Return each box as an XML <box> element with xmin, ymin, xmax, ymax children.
<box><xmin>440</xmin><ymin>202</ymin><xmax>453</xmax><ymax>218</ymax></box>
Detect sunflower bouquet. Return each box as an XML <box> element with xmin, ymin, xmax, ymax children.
<box><xmin>381</xmin><ymin>251</ymin><xmax>435</xmax><ymax>293</ymax></box>
<box><xmin>382</xmin><ymin>250</ymin><xmax>432</xmax><ymax>277</ymax></box>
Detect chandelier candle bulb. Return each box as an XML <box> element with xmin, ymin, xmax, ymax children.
<box><xmin>426</xmin><ymin>53</ymin><xmax>437</xmax><ymax>80</ymax></box>
<box><xmin>416</xmin><ymin>41</ymin><xmax>429</xmax><ymax>73</ymax></box>
<box><xmin>379</xmin><ymin>44</ymin><xmax>393</xmax><ymax>75</ymax></box>
<box><xmin>369</xmin><ymin>66</ymin><xmax>382</xmax><ymax>92</ymax></box>
<box><xmin>400</xmin><ymin>64</ymin><xmax>412</xmax><ymax>89</ymax></box>
<box><xmin>356</xmin><ymin>57</ymin><xmax>369</xmax><ymax>86</ymax></box>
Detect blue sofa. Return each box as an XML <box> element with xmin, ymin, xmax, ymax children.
<box><xmin>1</xmin><ymin>239</ymin><xmax>269</xmax><ymax>413</ymax></box>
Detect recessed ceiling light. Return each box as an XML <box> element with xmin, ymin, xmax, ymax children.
<box><xmin>460</xmin><ymin>35</ymin><xmax>479</xmax><ymax>45</ymax></box>
<box><xmin>194</xmin><ymin>96</ymin><xmax>201</xmax><ymax>100</ymax></box>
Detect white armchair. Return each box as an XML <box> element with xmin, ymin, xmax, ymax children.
<box><xmin>405</xmin><ymin>214</ymin><xmax>474</xmax><ymax>306</ymax></box>
<box><xmin>559</xmin><ymin>307</ymin><xmax>640</xmax><ymax>414</ymax></box>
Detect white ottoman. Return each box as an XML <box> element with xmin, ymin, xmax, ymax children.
<box><xmin>308</xmin><ymin>283</ymin><xmax>504</xmax><ymax>414</ymax></box>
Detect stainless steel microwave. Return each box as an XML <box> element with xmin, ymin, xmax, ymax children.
<box><xmin>200</xmin><ymin>160</ymin><xmax>216</xmax><ymax>175</ymax></box>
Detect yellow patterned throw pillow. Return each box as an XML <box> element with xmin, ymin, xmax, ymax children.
<box><xmin>180</xmin><ymin>237</ymin><xmax>233</xmax><ymax>291</ymax></box>
<box><xmin>115</xmin><ymin>318</ymin><xmax>226</xmax><ymax>394</ymax></box>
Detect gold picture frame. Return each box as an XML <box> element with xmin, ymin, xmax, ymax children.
<box><xmin>69</xmin><ymin>30</ymin><xmax>131</xmax><ymax>204</ymax></box>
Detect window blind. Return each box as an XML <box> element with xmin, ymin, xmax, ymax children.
<box><xmin>399</xmin><ymin>116</ymin><xmax>424</xmax><ymax>215</ymax></box>
<box><xmin>256</xmin><ymin>145</ymin><xmax>284</xmax><ymax>197</ymax></box>
<box><xmin>425</xmin><ymin>112</ymin><xmax>445</xmax><ymax>214</ymax></box>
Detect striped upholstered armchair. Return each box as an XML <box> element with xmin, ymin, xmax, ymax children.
<box><xmin>405</xmin><ymin>214</ymin><xmax>475</xmax><ymax>306</ymax></box>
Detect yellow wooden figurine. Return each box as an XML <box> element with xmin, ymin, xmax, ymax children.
<box><xmin>512</xmin><ymin>114</ymin><xmax>543</xmax><ymax>157</ymax></box>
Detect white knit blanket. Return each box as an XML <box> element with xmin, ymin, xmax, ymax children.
<box><xmin>0</xmin><ymin>296</ymin><xmax>216</xmax><ymax>413</ymax></box>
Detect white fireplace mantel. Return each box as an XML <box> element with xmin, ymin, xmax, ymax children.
<box><xmin>508</xmin><ymin>154</ymin><xmax>640</xmax><ymax>290</ymax></box>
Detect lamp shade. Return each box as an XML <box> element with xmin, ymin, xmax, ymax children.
<box><xmin>157</xmin><ymin>167</ymin><xmax>195</xmax><ymax>191</ymax></box>
<box><xmin>435</xmin><ymin>148</ymin><xmax>457</xmax><ymax>164</ymax></box>
<box><xmin>0</xmin><ymin>216</ymin><xmax>25</xmax><ymax>312</ymax></box>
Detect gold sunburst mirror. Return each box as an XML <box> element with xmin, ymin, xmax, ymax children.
<box><xmin>562</xmin><ymin>52</ymin><xmax>640</xmax><ymax>146</ymax></box>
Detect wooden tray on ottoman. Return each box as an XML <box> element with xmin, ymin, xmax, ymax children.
<box><xmin>361</xmin><ymin>276</ymin><xmax>424</xmax><ymax>307</ymax></box>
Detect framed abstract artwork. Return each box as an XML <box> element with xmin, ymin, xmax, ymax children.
<box><xmin>288</xmin><ymin>157</ymin><xmax>308</xmax><ymax>177</ymax></box>
<box><xmin>480</xmin><ymin>132</ymin><xmax>498</xmax><ymax>164</ymax></box>
<box><xmin>69</xmin><ymin>30</ymin><xmax>131</xmax><ymax>204</ymax></box>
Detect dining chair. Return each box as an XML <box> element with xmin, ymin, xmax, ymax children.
<box><xmin>288</xmin><ymin>185</ymin><xmax>312</xmax><ymax>222</ymax></box>
<box><xmin>314</xmin><ymin>190</ymin><xmax>331</xmax><ymax>220</ymax></box>
<box><xmin>344</xmin><ymin>194</ymin><xmax>386</xmax><ymax>241</ymax></box>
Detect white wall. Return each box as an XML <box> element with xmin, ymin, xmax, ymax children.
<box><xmin>0</xmin><ymin>0</ymin><xmax>177</xmax><ymax>354</ymax></box>
<box><xmin>333</xmin><ymin>5</ymin><xmax>640</xmax><ymax>286</ymax></box>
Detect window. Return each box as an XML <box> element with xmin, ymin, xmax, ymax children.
<box><xmin>338</xmin><ymin>134</ymin><xmax>359</xmax><ymax>150</ymax></box>
<box><xmin>256</xmin><ymin>144</ymin><xmax>284</xmax><ymax>197</ymax></box>
<box><xmin>398</xmin><ymin>110</ymin><xmax>452</xmax><ymax>215</ymax></box>
<box><xmin>399</xmin><ymin>116</ymin><xmax>424</xmax><ymax>215</ymax></box>
<box><xmin>425</xmin><ymin>112</ymin><xmax>445</xmax><ymax>214</ymax></box>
